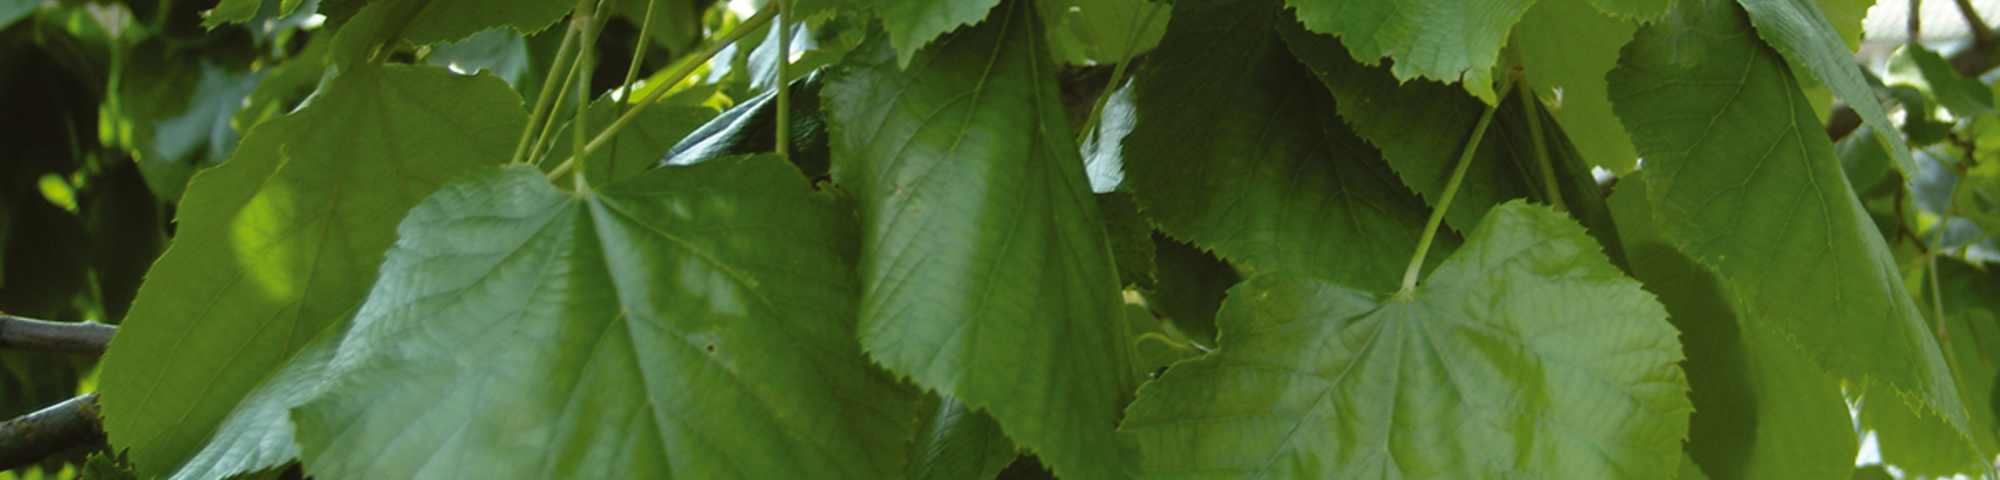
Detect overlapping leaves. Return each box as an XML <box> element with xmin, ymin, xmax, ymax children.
<box><xmin>822</xmin><ymin>1</ymin><xmax>1139</xmax><ymax>478</ymax></box>
<box><xmin>293</xmin><ymin>159</ymin><xmax>917</xmax><ymax>479</ymax></box>
<box><xmin>1123</xmin><ymin>201</ymin><xmax>1690</xmax><ymax>479</ymax></box>
<box><xmin>97</xmin><ymin>62</ymin><xmax>522</xmax><ymax>479</ymax></box>
<box><xmin>1121</xmin><ymin>0</ymin><xmax>1438</xmax><ymax>292</ymax></box>
<box><xmin>1608</xmin><ymin>0</ymin><xmax>1974</xmax><ymax>465</ymax></box>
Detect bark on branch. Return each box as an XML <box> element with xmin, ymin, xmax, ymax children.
<box><xmin>0</xmin><ymin>393</ymin><xmax>103</xmax><ymax>471</ymax></box>
<box><xmin>0</xmin><ymin>315</ymin><xmax>115</xmax><ymax>356</ymax></box>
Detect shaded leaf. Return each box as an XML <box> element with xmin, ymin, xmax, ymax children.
<box><xmin>1608</xmin><ymin>0</ymin><xmax>1972</xmax><ymax>462</ymax></box>
<box><xmin>329</xmin><ymin>0</ymin><xmax>572</xmax><ymax>66</ymax></box>
<box><xmin>1123</xmin><ymin>0</ymin><xmax>1441</xmax><ymax>292</ymax></box>
<box><xmin>1891</xmin><ymin>44</ymin><xmax>1994</xmax><ymax>118</ymax></box>
<box><xmin>295</xmin><ymin>159</ymin><xmax>916</xmax><ymax>479</ymax></box>
<box><xmin>1099</xmin><ymin>192</ymin><xmax>1154</xmax><ymax>289</ymax></box>
<box><xmin>1610</xmin><ymin>179</ymin><xmax>1858</xmax><ymax>480</ymax></box>
<box><xmin>909</xmin><ymin>395</ymin><xmax>1018</xmax><ymax>480</ymax></box>
<box><xmin>1141</xmin><ymin>233</ymin><xmax>1236</xmax><ymax>346</ymax></box>
<box><xmin>97</xmin><ymin>63</ymin><xmax>521</xmax><ymax>479</ymax></box>
<box><xmin>1278</xmin><ymin>21</ymin><xmax>1534</xmax><ymax>235</ymax></box>
<box><xmin>1122</xmin><ymin>201</ymin><xmax>1690</xmax><ymax>479</ymax></box>
<box><xmin>823</xmin><ymin>1</ymin><xmax>1141</xmax><ymax>478</ymax></box>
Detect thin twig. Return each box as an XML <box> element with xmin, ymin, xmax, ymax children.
<box><xmin>0</xmin><ymin>316</ymin><xmax>115</xmax><ymax>356</ymax></box>
<box><xmin>1956</xmin><ymin>0</ymin><xmax>1996</xmax><ymax>48</ymax></box>
<box><xmin>0</xmin><ymin>393</ymin><xmax>103</xmax><ymax>471</ymax></box>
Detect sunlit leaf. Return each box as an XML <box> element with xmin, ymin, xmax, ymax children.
<box><xmin>97</xmin><ymin>63</ymin><xmax>521</xmax><ymax>479</ymax></box>
<box><xmin>295</xmin><ymin>159</ymin><xmax>916</xmax><ymax>479</ymax></box>
<box><xmin>1512</xmin><ymin>0</ymin><xmax>1643</xmax><ymax>173</ymax></box>
<box><xmin>1123</xmin><ymin>201</ymin><xmax>1690</xmax><ymax>479</ymax></box>
<box><xmin>1283</xmin><ymin>0</ymin><xmax>1535</xmax><ymax>103</ymax></box>
<box><xmin>823</xmin><ymin>1</ymin><xmax>1141</xmax><ymax>478</ymax></box>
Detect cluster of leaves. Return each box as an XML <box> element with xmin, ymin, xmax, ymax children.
<box><xmin>4</xmin><ymin>0</ymin><xmax>2000</xmax><ymax>478</ymax></box>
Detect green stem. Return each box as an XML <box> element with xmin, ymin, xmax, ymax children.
<box><xmin>606</xmin><ymin>0</ymin><xmax>660</xmax><ymax>183</ymax></box>
<box><xmin>528</xmin><ymin>39</ymin><xmax>588</xmax><ymax>166</ymax></box>
<box><xmin>1515</xmin><ymin>80</ymin><xmax>1566</xmax><ymax>212</ymax></box>
<box><xmin>549</xmin><ymin>2</ymin><xmax>778</xmax><ymax>181</ymax></box>
<box><xmin>1400</xmin><ymin>92</ymin><xmax>1504</xmax><ymax>295</ymax></box>
<box><xmin>1075</xmin><ymin>1</ymin><xmax>1166</xmax><ymax>146</ymax></box>
<box><xmin>775</xmin><ymin>0</ymin><xmax>792</xmax><ymax>161</ymax></box>
<box><xmin>570</xmin><ymin>0</ymin><xmax>601</xmax><ymax>191</ymax></box>
<box><xmin>511</xmin><ymin>14</ymin><xmax>584</xmax><ymax>164</ymax></box>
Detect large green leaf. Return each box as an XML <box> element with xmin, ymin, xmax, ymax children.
<box><xmin>1610</xmin><ymin>179</ymin><xmax>1857</xmax><ymax>480</ymax></box>
<box><xmin>294</xmin><ymin>159</ymin><xmax>916</xmax><ymax>479</ymax></box>
<box><xmin>822</xmin><ymin>1</ymin><xmax>1140</xmax><ymax>478</ymax></box>
<box><xmin>855</xmin><ymin>0</ymin><xmax>1001</xmax><ymax>66</ymax></box>
<box><xmin>96</xmin><ymin>63</ymin><xmax>522</xmax><ymax>479</ymax></box>
<box><xmin>1282</xmin><ymin>0</ymin><xmax>1536</xmax><ymax>103</ymax></box>
<box><xmin>1608</xmin><ymin>0</ymin><xmax>1970</xmax><ymax>452</ymax></box>
<box><xmin>1122</xmin><ymin>0</ymin><xmax>1440</xmax><ymax>292</ymax></box>
<box><xmin>1122</xmin><ymin>201</ymin><xmax>1690</xmax><ymax>479</ymax></box>
<box><xmin>1733</xmin><ymin>0</ymin><xmax>1915</xmax><ymax>175</ymax></box>
<box><xmin>1512</xmin><ymin>0</ymin><xmax>1642</xmax><ymax>173</ymax></box>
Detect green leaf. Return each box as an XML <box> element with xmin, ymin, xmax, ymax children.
<box><xmin>1733</xmin><ymin>0</ymin><xmax>1916</xmax><ymax>175</ymax></box>
<box><xmin>1278</xmin><ymin>22</ymin><xmax>1535</xmax><ymax>236</ymax></box>
<box><xmin>1123</xmin><ymin>0</ymin><xmax>1441</xmax><ymax>293</ymax></box>
<box><xmin>1122</xmin><ymin>200</ymin><xmax>1690</xmax><ymax>479</ymax></box>
<box><xmin>1035</xmin><ymin>0</ymin><xmax>1169</xmax><ymax>66</ymax></box>
<box><xmin>1608</xmin><ymin>0</ymin><xmax>1972</xmax><ymax>458</ymax></box>
<box><xmin>110</xmin><ymin>38</ymin><xmax>263</xmax><ymax>202</ymax></box>
<box><xmin>1283</xmin><ymin>0</ymin><xmax>1535</xmax><ymax>103</ymax></box>
<box><xmin>329</xmin><ymin>0</ymin><xmax>572</xmax><ymax>65</ymax></box>
<box><xmin>1588</xmin><ymin>0</ymin><xmax>1672</xmax><ymax>19</ymax></box>
<box><xmin>1610</xmin><ymin>179</ymin><xmax>1859</xmax><ymax>480</ymax></box>
<box><xmin>1892</xmin><ymin>44</ymin><xmax>1996</xmax><ymax>118</ymax></box>
<box><xmin>1512</xmin><ymin>0</ymin><xmax>1643</xmax><ymax>173</ymax></box>
<box><xmin>203</xmin><ymin>0</ymin><xmax>273</xmax><ymax>28</ymax></box>
<box><xmin>909</xmin><ymin>395</ymin><xmax>1018</xmax><ymax>480</ymax></box>
<box><xmin>855</xmin><ymin>0</ymin><xmax>1001</xmax><ymax>67</ymax></box>
<box><xmin>1099</xmin><ymin>192</ymin><xmax>1155</xmax><ymax>289</ymax></box>
<box><xmin>295</xmin><ymin>159</ymin><xmax>916</xmax><ymax>479</ymax></box>
<box><xmin>0</xmin><ymin>0</ymin><xmax>33</xmax><ymax>29</ymax></box>
<box><xmin>1864</xmin><ymin>258</ymin><xmax>2000</xmax><ymax>477</ymax></box>
<box><xmin>546</xmin><ymin>98</ymin><xmax>719</xmax><ymax>185</ymax></box>
<box><xmin>166</xmin><ymin>320</ymin><xmax>344</xmax><ymax>480</ymax></box>
<box><xmin>97</xmin><ymin>63</ymin><xmax>521</xmax><ymax>479</ymax></box>
<box><xmin>822</xmin><ymin>1</ymin><xmax>1141</xmax><ymax>478</ymax></box>
<box><xmin>660</xmin><ymin>71</ymin><xmax>828</xmax><ymax>179</ymax></box>
<box><xmin>1142</xmin><ymin>233</ymin><xmax>1237</xmax><ymax>346</ymax></box>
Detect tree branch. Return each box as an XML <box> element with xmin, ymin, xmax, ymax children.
<box><xmin>1828</xmin><ymin>6</ymin><xmax>2000</xmax><ymax>143</ymax></box>
<box><xmin>0</xmin><ymin>315</ymin><xmax>115</xmax><ymax>356</ymax></box>
<box><xmin>0</xmin><ymin>393</ymin><xmax>103</xmax><ymax>471</ymax></box>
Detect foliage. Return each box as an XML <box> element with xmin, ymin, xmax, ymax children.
<box><xmin>4</xmin><ymin>0</ymin><xmax>2000</xmax><ymax>478</ymax></box>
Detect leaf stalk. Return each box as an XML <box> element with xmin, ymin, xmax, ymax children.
<box><xmin>1400</xmin><ymin>87</ymin><xmax>1505</xmax><ymax>295</ymax></box>
<box><xmin>549</xmin><ymin>2</ymin><xmax>779</xmax><ymax>181</ymax></box>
